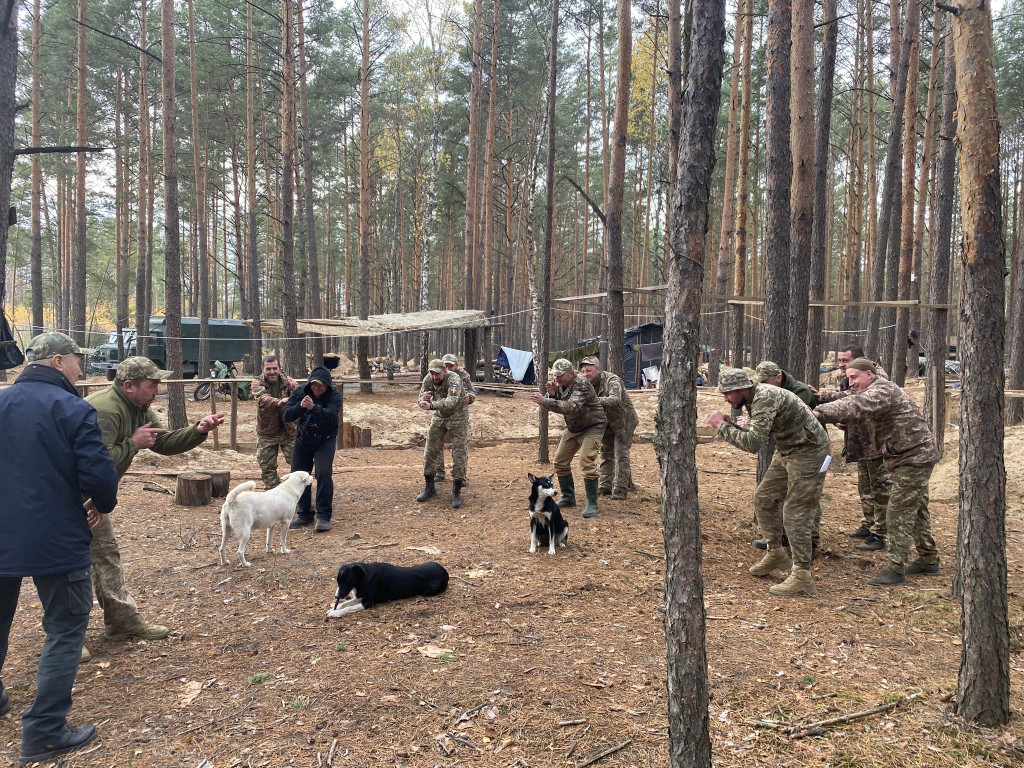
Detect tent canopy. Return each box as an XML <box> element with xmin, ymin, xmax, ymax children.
<box><xmin>496</xmin><ymin>346</ymin><xmax>536</xmax><ymax>385</ymax></box>
<box><xmin>250</xmin><ymin>310</ymin><xmax>488</xmax><ymax>337</ymax></box>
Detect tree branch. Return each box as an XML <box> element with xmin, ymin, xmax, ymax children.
<box><xmin>561</xmin><ymin>175</ymin><xmax>606</xmax><ymax>224</ymax></box>
<box><xmin>72</xmin><ymin>18</ymin><xmax>161</xmax><ymax>61</ymax></box>
<box><xmin>15</xmin><ymin>145</ymin><xmax>108</xmax><ymax>156</ymax></box>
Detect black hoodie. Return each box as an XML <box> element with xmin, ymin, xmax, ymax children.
<box><xmin>283</xmin><ymin>365</ymin><xmax>342</xmax><ymax>448</ymax></box>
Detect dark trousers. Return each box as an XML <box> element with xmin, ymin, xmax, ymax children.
<box><xmin>291</xmin><ymin>439</ymin><xmax>336</xmax><ymax>521</ymax></box>
<box><xmin>0</xmin><ymin>568</ymin><xmax>92</xmax><ymax>749</ymax></box>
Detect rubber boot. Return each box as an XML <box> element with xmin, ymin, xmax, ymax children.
<box><xmin>581</xmin><ymin>478</ymin><xmax>600</xmax><ymax>518</ymax></box>
<box><xmin>556</xmin><ymin>475</ymin><xmax>577</xmax><ymax>508</ymax></box>
<box><xmin>749</xmin><ymin>549</ymin><xmax>792</xmax><ymax>577</ymax></box>
<box><xmin>416</xmin><ymin>475</ymin><xmax>437</xmax><ymax>502</ymax></box>
<box><xmin>769</xmin><ymin>568</ymin><xmax>818</xmax><ymax>597</ymax></box>
<box><xmin>452</xmin><ymin>480</ymin><xmax>464</xmax><ymax>509</ymax></box>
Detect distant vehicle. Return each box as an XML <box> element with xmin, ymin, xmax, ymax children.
<box><xmin>89</xmin><ymin>317</ymin><xmax>251</xmax><ymax>380</ymax></box>
<box><xmin>193</xmin><ymin>360</ymin><xmax>252</xmax><ymax>400</ymax></box>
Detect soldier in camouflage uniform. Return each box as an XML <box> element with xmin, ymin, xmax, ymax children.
<box><xmin>252</xmin><ymin>355</ymin><xmax>298</xmax><ymax>489</ymax></box>
<box><xmin>813</xmin><ymin>358</ymin><xmax>941</xmax><ymax>586</ymax></box>
<box><xmin>815</xmin><ymin>345</ymin><xmax>892</xmax><ymax>552</ymax></box>
<box><xmin>433</xmin><ymin>353</ymin><xmax>476</xmax><ymax>483</ymax></box>
<box><xmin>416</xmin><ymin>359</ymin><xmax>469</xmax><ymax>508</ymax></box>
<box><xmin>530</xmin><ymin>359</ymin><xmax>607</xmax><ymax>518</ymax></box>
<box><xmin>579</xmin><ymin>356</ymin><xmax>639</xmax><ymax>500</ymax></box>
<box><xmin>709</xmin><ymin>368</ymin><xmax>830</xmax><ymax>597</ymax></box>
<box><xmin>86</xmin><ymin>357</ymin><xmax>224</xmax><ymax>654</ymax></box>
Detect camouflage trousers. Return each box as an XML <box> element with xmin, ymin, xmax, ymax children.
<box><xmin>884</xmin><ymin>464</ymin><xmax>938</xmax><ymax>574</ymax></box>
<box><xmin>553</xmin><ymin>424</ymin><xmax>604</xmax><ymax>480</ymax></box>
<box><xmin>257</xmin><ymin>433</ymin><xmax>295</xmax><ymax>489</ymax></box>
<box><xmin>598</xmin><ymin>425</ymin><xmax>636</xmax><ymax>493</ymax></box>
<box><xmin>856</xmin><ymin>457</ymin><xmax>891</xmax><ymax>536</ymax></box>
<box><xmin>754</xmin><ymin>447</ymin><xmax>829</xmax><ymax>570</ymax></box>
<box><xmin>424</xmin><ymin>414</ymin><xmax>469</xmax><ymax>481</ymax></box>
<box><xmin>90</xmin><ymin>513</ymin><xmax>149</xmax><ymax>634</ymax></box>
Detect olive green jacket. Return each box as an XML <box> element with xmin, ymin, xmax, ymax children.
<box><xmin>418</xmin><ymin>371</ymin><xmax>467</xmax><ymax>420</ymax></box>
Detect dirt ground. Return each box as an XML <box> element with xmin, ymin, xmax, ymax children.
<box><xmin>2</xmin><ymin>376</ymin><xmax>1023</xmax><ymax>768</ymax></box>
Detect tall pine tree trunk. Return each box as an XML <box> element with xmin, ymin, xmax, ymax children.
<box><xmin>658</xmin><ymin>0</ymin><xmax>725</xmax><ymax>762</ymax></box>
<box><xmin>462</xmin><ymin>0</ymin><xmax>484</xmax><ymax>378</ymax></box>
<box><xmin>281</xmin><ymin>0</ymin><xmax>302</xmax><ymax>377</ymax></box>
<box><xmin>952</xmin><ymin>0</ymin><xmax>1009</xmax><ymax>727</ymax></box>
<box><xmin>538</xmin><ymin>0</ymin><xmax>558</xmax><ymax>465</ymax></box>
<box><xmin>29</xmin><ymin>0</ymin><xmax>43</xmax><ymax>335</ymax></box>
<box><xmin>246</xmin><ymin>1</ymin><xmax>262</xmax><ymax>368</ymax></box>
<box><xmin>357</xmin><ymin>0</ymin><xmax>372</xmax><ymax>393</ymax></box>
<box><xmin>187</xmin><ymin>0</ymin><xmax>210</xmax><ymax>378</ymax></box>
<box><xmin>606</xmin><ymin>0</ymin><xmax>631</xmax><ymax>376</ymax></box>
<box><xmin>730</xmin><ymin>0</ymin><xmax>754</xmax><ymax>368</ymax></box>
<box><xmin>298</xmin><ymin>0</ymin><xmax>322</xmax><ymax>370</ymax></box>
<box><xmin>72</xmin><ymin>0</ymin><xmax>88</xmax><ymax>344</ymax></box>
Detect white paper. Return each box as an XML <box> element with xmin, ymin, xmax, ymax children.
<box><xmin>819</xmin><ymin>455</ymin><xmax>832</xmax><ymax>473</ymax></box>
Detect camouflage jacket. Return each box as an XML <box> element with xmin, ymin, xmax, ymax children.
<box><xmin>816</xmin><ymin>365</ymin><xmax>889</xmax><ymax>462</ymax></box>
<box><xmin>252</xmin><ymin>373</ymin><xmax>297</xmax><ymax>439</ymax></box>
<box><xmin>717</xmin><ymin>383</ymin><xmax>829</xmax><ymax>456</ymax></box>
<box><xmin>542</xmin><ymin>373</ymin><xmax>607</xmax><ymax>434</ymax></box>
<box><xmin>87</xmin><ymin>384</ymin><xmax>208</xmax><ymax>478</ymax></box>
<box><xmin>813</xmin><ymin>377</ymin><xmax>938</xmax><ymax>469</ymax></box>
<box><xmin>418</xmin><ymin>371</ymin><xmax>467</xmax><ymax>420</ymax></box>
<box><xmin>592</xmin><ymin>370</ymin><xmax>639</xmax><ymax>434</ymax></box>
<box><xmin>455</xmin><ymin>366</ymin><xmax>476</xmax><ymax>405</ymax></box>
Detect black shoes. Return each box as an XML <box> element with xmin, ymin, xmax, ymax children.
<box><xmin>855</xmin><ymin>534</ymin><xmax>886</xmax><ymax>552</ymax></box>
<box><xmin>416</xmin><ymin>476</ymin><xmax>437</xmax><ymax>502</ymax></box>
<box><xmin>0</xmin><ymin>688</ymin><xmax>9</xmax><ymax>716</ymax></box>
<box><xmin>867</xmin><ymin>567</ymin><xmax>906</xmax><ymax>586</ymax></box>
<box><xmin>451</xmin><ymin>480</ymin><xmax>464</xmax><ymax>509</ymax></box>
<box><xmin>314</xmin><ymin>519</ymin><xmax>332</xmax><ymax>532</ymax></box>
<box><xmin>20</xmin><ymin>724</ymin><xmax>98</xmax><ymax>766</ymax></box>
<box><xmin>846</xmin><ymin>524</ymin><xmax>872</xmax><ymax>539</ymax></box>
<box><xmin>289</xmin><ymin>517</ymin><xmax>314</xmax><ymax>529</ymax></box>
<box><xmin>905</xmin><ymin>558</ymin><xmax>941</xmax><ymax>575</ymax></box>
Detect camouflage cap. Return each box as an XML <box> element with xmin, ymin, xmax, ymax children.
<box><xmin>754</xmin><ymin>360</ymin><xmax>782</xmax><ymax>382</ymax></box>
<box><xmin>847</xmin><ymin>357</ymin><xmax>877</xmax><ymax>373</ymax></box>
<box><xmin>441</xmin><ymin>354</ymin><xmax>459</xmax><ymax>366</ymax></box>
<box><xmin>579</xmin><ymin>355</ymin><xmax>601</xmax><ymax>368</ymax></box>
<box><xmin>718</xmin><ymin>367</ymin><xmax>754</xmax><ymax>393</ymax></box>
<box><xmin>428</xmin><ymin>358</ymin><xmax>446</xmax><ymax>373</ymax></box>
<box><xmin>25</xmin><ymin>332</ymin><xmax>93</xmax><ymax>361</ymax></box>
<box><xmin>551</xmin><ymin>358</ymin><xmax>574</xmax><ymax>376</ymax></box>
<box><xmin>116</xmin><ymin>356</ymin><xmax>172</xmax><ymax>381</ymax></box>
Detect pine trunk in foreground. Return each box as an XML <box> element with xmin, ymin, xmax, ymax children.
<box><xmin>952</xmin><ymin>0</ymin><xmax>1010</xmax><ymax>727</ymax></box>
<box><xmin>657</xmin><ymin>0</ymin><xmax>724</xmax><ymax>762</ymax></box>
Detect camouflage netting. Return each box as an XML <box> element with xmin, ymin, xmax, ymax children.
<box><xmin>249</xmin><ymin>310</ymin><xmax>487</xmax><ymax>337</ymax></box>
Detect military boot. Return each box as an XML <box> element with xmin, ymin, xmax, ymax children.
<box><xmin>556</xmin><ymin>475</ymin><xmax>577</xmax><ymax>508</ymax></box>
<box><xmin>451</xmin><ymin>480</ymin><xmax>464</xmax><ymax>509</ymax></box>
<box><xmin>581</xmin><ymin>478</ymin><xmax>600</xmax><ymax>518</ymax></box>
<box><xmin>416</xmin><ymin>475</ymin><xmax>437</xmax><ymax>502</ymax></box>
<box><xmin>769</xmin><ymin>568</ymin><xmax>818</xmax><ymax>597</ymax></box>
<box><xmin>433</xmin><ymin>471</ymin><xmax>447</xmax><ymax>482</ymax></box>
<box><xmin>749</xmin><ymin>549</ymin><xmax>792</xmax><ymax>577</ymax></box>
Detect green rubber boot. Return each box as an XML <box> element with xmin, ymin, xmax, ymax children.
<box><xmin>556</xmin><ymin>475</ymin><xmax>577</xmax><ymax>508</ymax></box>
<box><xmin>581</xmin><ymin>478</ymin><xmax>599</xmax><ymax>518</ymax></box>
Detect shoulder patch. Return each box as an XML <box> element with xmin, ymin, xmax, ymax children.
<box><xmin>449</xmin><ymin>385</ymin><xmax>460</xmax><ymax>396</ymax></box>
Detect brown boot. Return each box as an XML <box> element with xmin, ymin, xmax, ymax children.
<box><xmin>769</xmin><ymin>568</ymin><xmax>818</xmax><ymax>597</ymax></box>
<box><xmin>749</xmin><ymin>549</ymin><xmax>792</xmax><ymax>577</ymax></box>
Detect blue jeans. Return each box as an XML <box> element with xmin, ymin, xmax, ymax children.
<box><xmin>291</xmin><ymin>439</ymin><xmax>336</xmax><ymax>521</ymax></box>
<box><xmin>0</xmin><ymin>568</ymin><xmax>92</xmax><ymax>748</ymax></box>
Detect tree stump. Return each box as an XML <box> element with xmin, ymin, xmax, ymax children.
<box><xmin>201</xmin><ymin>469</ymin><xmax>231</xmax><ymax>497</ymax></box>
<box><xmin>174</xmin><ymin>473</ymin><xmax>212</xmax><ymax>506</ymax></box>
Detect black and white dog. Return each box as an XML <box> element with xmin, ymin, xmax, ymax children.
<box><xmin>327</xmin><ymin>561</ymin><xmax>449</xmax><ymax>618</ymax></box>
<box><xmin>528</xmin><ymin>473</ymin><xmax>569</xmax><ymax>555</ymax></box>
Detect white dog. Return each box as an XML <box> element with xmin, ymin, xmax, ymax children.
<box><xmin>219</xmin><ymin>471</ymin><xmax>313</xmax><ymax>567</ymax></box>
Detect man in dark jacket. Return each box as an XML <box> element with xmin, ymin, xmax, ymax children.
<box><xmin>285</xmin><ymin>366</ymin><xmax>342</xmax><ymax>531</ymax></box>
<box><xmin>0</xmin><ymin>333</ymin><xmax>120</xmax><ymax>765</ymax></box>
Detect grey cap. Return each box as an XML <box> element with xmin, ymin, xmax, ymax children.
<box><xmin>441</xmin><ymin>354</ymin><xmax>459</xmax><ymax>366</ymax></box>
<box><xmin>428</xmin><ymin>358</ymin><xmax>446</xmax><ymax>373</ymax></box>
<box><xmin>116</xmin><ymin>356</ymin><xmax>172</xmax><ymax>381</ymax></box>
<box><xmin>551</xmin><ymin>359</ymin><xmax>574</xmax><ymax>376</ymax></box>
<box><xmin>579</xmin><ymin>355</ymin><xmax>600</xmax><ymax>368</ymax></box>
<box><xmin>25</xmin><ymin>332</ymin><xmax>93</xmax><ymax>361</ymax></box>
<box><xmin>754</xmin><ymin>360</ymin><xmax>782</xmax><ymax>382</ymax></box>
<box><xmin>718</xmin><ymin>367</ymin><xmax>755</xmax><ymax>393</ymax></box>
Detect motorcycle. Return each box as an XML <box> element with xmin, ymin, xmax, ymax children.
<box><xmin>193</xmin><ymin>360</ymin><xmax>252</xmax><ymax>401</ymax></box>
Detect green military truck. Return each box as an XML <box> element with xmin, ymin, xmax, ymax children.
<box><xmin>89</xmin><ymin>316</ymin><xmax>251</xmax><ymax>380</ymax></box>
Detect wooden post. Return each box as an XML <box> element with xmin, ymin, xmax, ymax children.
<box><xmin>230</xmin><ymin>380</ymin><xmax>238</xmax><ymax>449</ymax></box>
<box><xmin>209</xmin><ymin>381</ymin><xmax>219</xmax><ymax>450</ymax></box>
<box><xmin>174</xmin><ymin>472</ymin><xmax>212</xmax><ymax>506</ymax></box>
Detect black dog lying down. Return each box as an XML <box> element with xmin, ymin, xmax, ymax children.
<box><xmin>327</xmin><ymin>561</ymin><xmax>449</xmax><ymax>617</ymax></box>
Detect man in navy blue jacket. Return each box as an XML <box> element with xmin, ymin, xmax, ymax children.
<box><xmin>0</xmin><ymin>333</ymin><xmax>120</xmax><ymax>766</ymax></box>
<box><xmin>284</xmin><ymin>365</ymin><xmax>342</xmax><ymax>532</ymax></box>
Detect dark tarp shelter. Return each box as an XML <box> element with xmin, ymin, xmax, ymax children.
<box><xmin>577</xmin><ymin>323</ymin><xmax>664</xmax><ymax>389</ymax></box>
<box><xmin>0</xmin><ymin>311</ymin><xmax>24</xmax><ymax>370</ymax></box>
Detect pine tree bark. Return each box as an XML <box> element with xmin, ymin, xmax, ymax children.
<box><xmin>606</xmin><ymin>0</ymin><xmax>631</xmax><ymax>377</ymax></box>
<box><xmin>952</xmin><ymin>0</ymin><xmax>1010</xmax><ymax>727</ymax></box>
<box><xmin>187</xmin><ymin>0</ymin><xmax>211</xmax><ymax>379</ymax></box>
<box><xmin>298</xmin><ymin>0</ymin><xmax>322</xmax><ymax>370</ymax></box>
<box><xmin>924</xmin><ymin>20</ymin><xmax>956</xmax><ymax>443</ymax></box>
<box><xmin>29</xmin><ymin>0</ymin><xmax>43</xmax><ymax>335</ymax></box>
<box><xmin>136</xmin><ymin>0</ymin><xmax>151</xmax><ymax>358</ymax></box>
<box><xmin>480</xmin><ymin>0</ymin><xmax>500</xmax><ymax>382</ymax></box>
<box><xmin>806</xmin><ymin>0</ymin><xmax>836</xmax><ymax>380</ymax></box>
<box><xmin>72</xmin><ymin>0</ymin><xmax>88</xmax><ymax>344</ymax></box>
<box><xmin>0</xmin><ymin>0</ymin><xmax>17</xmax><ymax>337</ymax></box>
<box><xmin>462</xmin><ymin>0</ymin><xmax>484</xmax><ymax>379</ymax></box>
<box><xmin>162</xmin><ymin>0</ymin><xmax>187</xmax><ymax>428</ymax></box>
<box><xmin>281</xmin><ymin>0</ymin><xmax>302</xmax><ymax>378</ymax></box>
<box><xmin>787</xmin><ymin>0</ymin><xmax>814</xmax><ymax>380</ymax></box>
<box><xmin>246</xmin><ymin>1</ymin><xmax>262</xmax><ymax>368</ymax></box>
<box><xmin>658</xmin><ymin>0</ymin><xmax>724</xmax><ymax>762</ymax></box>
<box><xmin>729</xmin><ymin>0</ymin><xmax>754</xmax><ymax>368</ymax></box>
<box><xmin>357</xmin><ymin>0</ymin><xmax>372</xmax><ymax>393</ymax></box>
<box><xmin>538</xmin><ymin>0</ymin><xmax>558</xmax><ymax>465</ymax></box>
